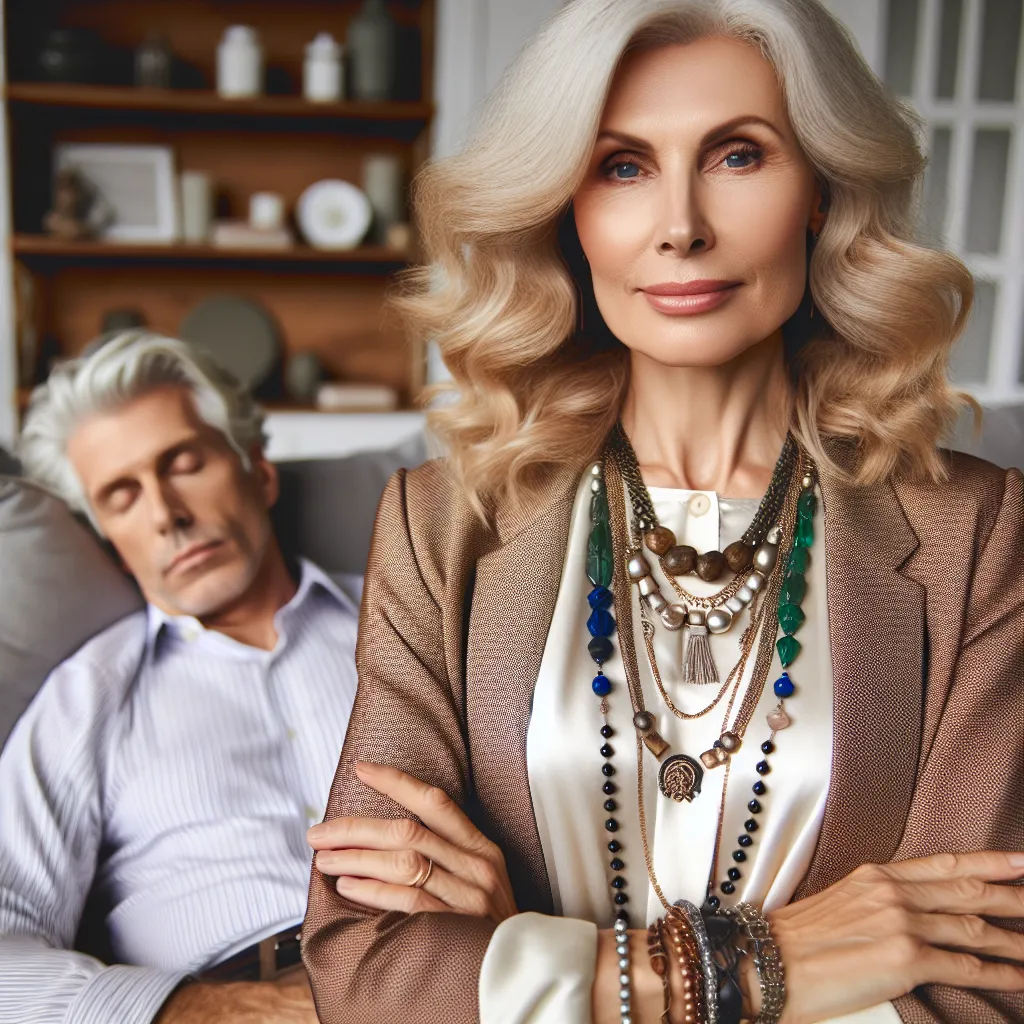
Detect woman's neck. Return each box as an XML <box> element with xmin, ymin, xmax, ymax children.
<box><xmin>618</xmin><ymin>329</ymin><xmax>793</xmax><ymax>498</ymax></box>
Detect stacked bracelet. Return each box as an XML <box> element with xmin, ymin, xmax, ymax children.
<box><xmin>647</xmin><ymin>919</ymin><xmax>672</xmax><ymax>1024</ymax></box>
<box><xmin>615</xmin><ymin>917</ymin><xmax>633</xmax><ymax>1024</ymax></box>
<box><xmin>674</xmin><ymin>901</ymin><xmax>719</xmax><ymax>1024</ymax></box>
<box><xmin>724</xmin><ymin>902</ymin><xmax>786</xmax><ymax>1024</ymax></box>
<box><xmin>663</xmin><ymin>908</ymin><xmax>707</xmax><ymax>1024</ymax></box>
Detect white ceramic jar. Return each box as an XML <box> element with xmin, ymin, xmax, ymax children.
<box><xmin>217</xmin><ymin>25</ymin><xmax>263</xmax><ymax>99</ymax></box>
<box><xmin>304</xmin><ymin>32</ymin><xmax>343</xmax><ymax>102</ymax></box>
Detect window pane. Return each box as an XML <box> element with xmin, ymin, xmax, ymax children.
<box><xmin>953</xmin><ymin>279</ymin><xmax>996</xmax><ymax>384</ymax></box>
<box><xmin>965</xmin><ymin>129</ymin><xmax>1011</xmax><ymax>254</ymax></box>
<box><xmin>885</xmin><ymin>0</ymin><xmax>921</xmax><ymax>95</ymax></box>
<box><xmin>920</xmin><ymin>127</ymin><xmax>953</xmax><ymax>242</ymax></box>
<box><xmin>977</xmin><ymin>0</ymin><xmax>1022</xmax><ymax>101</ymax></box>
<box><xmin>936</xmin><ymin>0</ymin><xmax>964</xmax><ymax>98</ymax></box>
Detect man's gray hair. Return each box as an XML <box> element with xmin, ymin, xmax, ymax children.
<box><xmin>19</xmin><ymin>330</ymin><xmax>267</xmax><ymax>519</ymax></box>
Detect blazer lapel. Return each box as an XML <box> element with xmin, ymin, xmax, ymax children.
<box><xmin>796</xmin><ymin>468</ymin><xmax>925</xmax><ymax>897</ymax></box>
<box><xmin>464</xmin><ymin>464</ymin><xmax>580</xmax><ymax>914</ymax></box>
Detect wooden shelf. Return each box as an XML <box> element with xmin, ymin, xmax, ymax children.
<box><xmin>12</xmin><ymin>235</ymin><xmax>412</xmax><ymax>268</ymax></box>
<box><xmin>6</xmin><ymin>83</ymin><xmax>434</xmax><ymax>126</ymax></box>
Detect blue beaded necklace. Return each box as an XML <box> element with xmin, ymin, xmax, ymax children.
<box><xmin>585</xmin><ymin>461</ymin><xmax>631</xmax><ymax>922</ymax></box>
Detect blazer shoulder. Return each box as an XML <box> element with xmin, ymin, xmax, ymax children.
<box><xmin>893</xmin><ymin>449</ymin><xmax>1020</xmax><ymax>550</ymax></box>
<box><xmin>377</xmin><ymin>458</ymin><xmax>496</xmax><ymax>582</ymax></box>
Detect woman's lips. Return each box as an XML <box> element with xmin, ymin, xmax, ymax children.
<box><xmin>640</xmin><ymin>281</ymin><xmax>741</xmax><ymax>315</ymax></box>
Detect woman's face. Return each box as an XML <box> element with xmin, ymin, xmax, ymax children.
<box><xmin>573</xmin><ymin>37</ymin><xmax>822</xmax><ymax>369</ymax></box>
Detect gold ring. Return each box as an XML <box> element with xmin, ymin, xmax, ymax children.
<box><xmin>412</xmin><ymin>858</ymin><xmax>434</xmax><ymax>889</ymax></box>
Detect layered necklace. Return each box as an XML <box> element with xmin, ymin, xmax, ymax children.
<box><xmin>583</xmin><ymin>427</ymin><xmax>818</xmax><ymax>923</ymax></box>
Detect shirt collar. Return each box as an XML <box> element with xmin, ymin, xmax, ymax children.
<box><xmin>144</xmin><ymin>557</ymin><xmax>359</xmax><ymax>659</ymax></box>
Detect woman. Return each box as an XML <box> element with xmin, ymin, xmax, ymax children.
<box><xmin>302</xmin><ymin>2</ymin><xmax>1024</xmax><ymax>1022</ymax></box>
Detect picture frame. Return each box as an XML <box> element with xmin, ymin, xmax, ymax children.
<box><xmin>54</xmin><ymin>143</ymin><xmax>178</xmax><ymax>243</ymax></box>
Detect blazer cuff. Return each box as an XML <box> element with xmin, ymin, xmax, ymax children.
<box><xmin>479</xmin><ymin>912</ymin><xmax>598</xmax><ymax>1024</ymax></box>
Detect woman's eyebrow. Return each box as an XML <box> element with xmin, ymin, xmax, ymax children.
<box><xmin>596</xmin><ymin>115</ymin><xmax>784</xmax><ymax>151</ymax></box>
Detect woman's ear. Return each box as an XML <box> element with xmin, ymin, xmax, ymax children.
<box><xmin>808</xmin><ymin>181</ymin><xmax>829</xmax><ymax>236</ymax></box>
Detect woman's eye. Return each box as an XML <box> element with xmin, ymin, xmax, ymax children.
<box><xmin>602</xmin><ymin>157</ymin><xmax>643</xmax><ymax>180</ymax></box>
<box><xmin>723</xmin><ymin>144</ymin><xmax>763</xmax><ymax>170</ymax></box>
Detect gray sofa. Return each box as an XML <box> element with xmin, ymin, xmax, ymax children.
<box><xmin>2</xmin><ymin>407</ymin><xmax>1022</xmax><ymax>750</ymax></box>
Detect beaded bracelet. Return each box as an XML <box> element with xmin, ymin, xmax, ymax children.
<box><xmin>614</xmin><ymin>916</ymin><xmax>633</xmax><ymax>1024</ymax></box>
<box><xmin>663</xmin><ymin>909</ymin><xmax>707</xmax><ymax>1024</ymax></box>
<box><xmin>673</xmin><ymin>901</ymin><xmax>719</xmax><ymax>1024</ymax></box>
<box><xmin>647</xmin><ymin>919</ymin><xmax>672</xmax><ymax>1024</ymax></box>
<box><xmin>724</xmin><ymin>902</ymin><xmax>786</xmax><ymax>1024</ymax></box>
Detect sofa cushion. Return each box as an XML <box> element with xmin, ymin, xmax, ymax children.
<box><xmin>0</xmin><ymin>474</ymin><xmax>144</xmax><ymax>747</ymax></box>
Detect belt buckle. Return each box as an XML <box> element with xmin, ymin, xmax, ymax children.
<box><xmin>258</xmin><ymin>929</ymin><xmax>303</xmax><ymax>982</ymax></box>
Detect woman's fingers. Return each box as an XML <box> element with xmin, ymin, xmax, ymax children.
<box><xmin>354</xmin><ymin>762</ymin><xmax>494</xmax><ymax>856</ymax></box>
<box><xmin>335</xmin><ymin>875</ymin><xmax>450</xmax><ymax>915</ymax></box>
<box><xmin>916</xmin><ymin>912</ymin><xmax>1024</xmax><ymax>964</ymax></box>
<box><xmin>916</xmin><ymin>946</ymin><xmax>1024</xmax><ymax>992</ymax></box>
<box><xmin>318</xmin><ymin>847</ymin><xmax>504</xmax><ymax>921</ymax></box>
<box><xmin>883</xmin><ymin>851</ymin><xmax>1024</xmax><ymax>884</ymax></box>
<box><xmin>899</xmin><ymin>878</ymin><xmax>1024</xmax><ymax>918</ymax></box>
<box><xmin>309</xmin><ymin>815</ymin><xmax>458</xmax><ymax>873</ymax></box>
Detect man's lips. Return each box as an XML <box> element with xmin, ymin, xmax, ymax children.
<box><xmin>165</xmin><ymin>540</ymin><xmax>223</xmax><ymax>576</ymax></box>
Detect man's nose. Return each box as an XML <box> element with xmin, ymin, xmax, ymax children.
<box><xmin>148</xmin><ymin>481</ymin><xmax>193</xmax><ymax>534</ymax></box>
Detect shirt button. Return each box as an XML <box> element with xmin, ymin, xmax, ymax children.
<box><xmin>688</xmin><ymin>493</ymin><xmax>711</xmax><ymax>517</ymax></box>
<box><xmin>286</xmin><ymin>727</ymin><xmax>298</xmax><ymax>741</ymax></box>
<box><xmin>305</xmin><ymin>805</ymin><xmax>321</xmax><ymax>822</ymax></box>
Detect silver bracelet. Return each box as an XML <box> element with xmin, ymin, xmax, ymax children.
<box><xmin>725</xmin><ymin>902</ymin><xmax>785</xmax><ymax>1024</ymax></box>
<box><xmin>614</xmin><ymin>916</ymin><xmax>633</xmax><ymax>1024</ymax></box>
<box><xmin>673</xmin><ymin>900</ymin><xmax>720</xmax><ymax>1024</ymax></box>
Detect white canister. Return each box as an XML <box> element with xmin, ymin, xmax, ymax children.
<box><xmin>217</xmin><ymin>25</ymin><xmax>263</xmax><ymax>99</ymax></box>
<box><xmin>304</xmin><ymin>32</ymin><xmax>343</xmax><ymax>102</ymax></box>
<box><xmin>362</xmin><ymin>154</ymin><xmax>403</xmax><ymax>240</ymax></box>
<box><xmin>179</xmin><ymin>171</ymin><xmax>213</xmax><ymax>243</ymax></box>
<box><xmin>249</xmin><ymin>192</ymin><xmax>285</xmax><ymax>231</ymax></box>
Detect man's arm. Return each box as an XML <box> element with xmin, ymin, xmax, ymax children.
<box><xmin>0</xmin><ymin>653</ymin><xmax>184</xmax><ymax>1024</ymax></box>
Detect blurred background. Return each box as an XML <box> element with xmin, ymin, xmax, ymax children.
<box><xmin>0</xmin><ymin>0</ymin><xmax>1020</xmax><ymax>462</ymax></box>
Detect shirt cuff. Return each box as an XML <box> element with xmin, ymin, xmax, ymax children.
<box><xmin>479</xmin><ymin>912</ymin><xmax>598</xmax><ymax>1024</ymax></box>
<box><xmin>68</xmin><ymin>964</ymin><xmax>187</xmax><ymax>1024</ymax></box>
<box><xmin>822</xmin><ymin>1003</ymin><xmax>903</xmax><ymax>1024</ymax></box>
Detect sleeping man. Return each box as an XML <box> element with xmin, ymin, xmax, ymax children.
<box><xmin>0</xmin><ymin>332</ymin><xmax>359</xmax><ymax>1024</ymax></box>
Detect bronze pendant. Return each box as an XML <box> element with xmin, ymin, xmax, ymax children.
<box><xmin>658</xmin><ymin>753</ymin><xmax>705</xmax><ymax>802</ymax></box>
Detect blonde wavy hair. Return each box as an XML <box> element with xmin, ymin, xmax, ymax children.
<box><xmin>398</xmin><ymin>0</ymin><xmax>974</xmax><ymax>514</ymax></box>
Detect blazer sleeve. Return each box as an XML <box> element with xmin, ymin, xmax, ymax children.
<box><xmin>302</xmin><ymin>468</ymin><xmax>496</xmax><ymax>1024</ymax></box>
<box><xmin>893</xmin><ymin>467</ymin><xmax>1024</xmax><ymax>1024</ymax></box>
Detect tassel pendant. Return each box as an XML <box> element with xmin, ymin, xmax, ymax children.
<box><xmin>682</xmin><ymin>610</ymin><xmax>719</xmax><ymax>685</ymax></box>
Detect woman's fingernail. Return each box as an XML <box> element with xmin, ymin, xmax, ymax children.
<box><xmin>1007</xmin><ymin>852</ymin><xmax>1024</xmax><ymax>867</ymax></box>
<box><xmin>307</xmin><ymin>824</ymin><xmax>325</xmax><ymax>841</ymax></box>
<box><xmin>336</xmin><ymin>876</ymin><xmax>353</xmax><ymax>892</ymax></box>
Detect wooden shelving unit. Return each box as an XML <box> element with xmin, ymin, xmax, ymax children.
<box><xmin>4</xmin><ymin>0</ymin><xmax>434</xmax><ymax>420</ymax></box>
<box><xmin>12</xmin><ymin>234</ymin><xmax>413</xmax><ymax>267</ymax></box>
<box><xmin>6</xmin><ymin>82</ymin><xmax>434</xmax><ymax>125</ymax></box>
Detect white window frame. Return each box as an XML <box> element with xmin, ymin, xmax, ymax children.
<box><xmin>833</xmin><ymin>0</ymin><xmax>1024</xmax><ymax>405</ymax></box>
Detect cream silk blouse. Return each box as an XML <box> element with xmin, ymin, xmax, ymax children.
<box><xmin>478</xmin><ymin>470</ymin><xmax>900</xmax><ymax>1024</ymax></box>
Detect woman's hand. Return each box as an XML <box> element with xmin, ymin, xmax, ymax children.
<box><xmin>766</xmin><ymin>851</ymin><xmax>1024</xmax><ymax>1024</ymax></box>
<box><xmin>307</xmin><ymin>762</ymin><xmax>518</xmax><ymax>925</ymax></box>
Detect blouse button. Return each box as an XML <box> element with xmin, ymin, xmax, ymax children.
<box><xmin>688</xmin><ymin>493</ymin><xmax>711</xmax><ymax>517</ymax></box>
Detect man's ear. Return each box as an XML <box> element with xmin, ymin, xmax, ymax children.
<box><xmin>249</xmin><ymin>446</ymin><xmax>280</xmax><ymax>509</ymax></box>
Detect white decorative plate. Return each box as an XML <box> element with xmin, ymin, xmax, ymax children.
<box><xmin>296</xmin><ymin>179</ymin><xmax>372</xmax><ymax>250</ymax></box>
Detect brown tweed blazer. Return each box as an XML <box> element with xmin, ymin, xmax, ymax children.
<box><xmin>303</xmin><ymin>448</ymin><xmax>1024</xmax><ymax>1024</ymax></box>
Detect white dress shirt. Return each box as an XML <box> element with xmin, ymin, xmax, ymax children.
<box><xmin>479</xmin><ymin>473</ymin><xmax>900</xmax><ymax>1024</ymax></box>
<box><xmin>0</xmin><ymin>559</ymin><xmax>360</xmax><ymax>1024</ymax></box>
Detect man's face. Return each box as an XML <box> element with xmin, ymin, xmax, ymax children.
<box><xmin>67</xmin><ymin>386</ymin><xmax>278</xmax><ymax>619</ymax></box>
